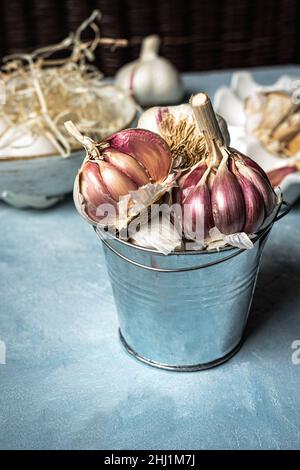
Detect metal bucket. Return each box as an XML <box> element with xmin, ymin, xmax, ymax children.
<box><xmin>98</xmin><ymin>204</ymin><xmax>288</xmax><ymax>371</ymax></box>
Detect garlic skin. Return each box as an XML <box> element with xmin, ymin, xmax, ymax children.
<box><xmin>138</xmin><ymin>104</ymin><xmax>230</xmax><ymax>168</ymax></box>
<box><xmin>267</xmin><ymin>164</ymin><xmax>298</xmax><ymax>187</ymax></box>
<box><xmin>115</xmin><ymin>35</ymin><xmax>184</xmax><ymax>106</ymax></box>
<box><xmin>130</xmin><ymin>211</ymin><xmax>182</xmax><ymax>255</ymax></box>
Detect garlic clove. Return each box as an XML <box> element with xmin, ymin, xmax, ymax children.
<box><xmin>272</xmin><ymin>112</ymin><xmax>300</xmax><ymax>142</ymax></box>
<box><xmin>235</xmin><ymin>160</ymin><xmax>276</xmax><ymax>215</ymax></box>
<box><xmin>235</xmin><ymin>152</ymin><xmax>270</xmax><ymax>182</ymax></box>
<box><xmin>232</xmin><ymin>159</ymin><xmax>265</xmax><ymax>233</ymax></box>
<box><xmin>211</xmin><ymin>157</ymin><xmax>245</xmax><ymax>234</ymax></box>
<box><xmin>183</xmin><ymin>183</ymin><xmax>214</xmax><ymax>240</ymax></box>
<box><xmin>99</xmin><ymin>160</ymin><xmax>138</xmax><ymax>200</ymax></box>
<box><xmin>286</xmin><ymin>131</ymin><xmax>300</xmax><ymax>156</ymax></box>
<box><xmin>80</xmin><ymin>161</ymin><xmax>115</xmax><ymax>207</ymax></box>
<box><xmin>103</xmin><ymin>147</ymin><xmax>150</xmax><ymax>186</ymax></box>
<box><xmin>245</xmin><ymin>91</ymin><xmax>292</xmax><ymax>133</ymax></box>
<box><xmin>79</xmin><ymin>161</ymin><xmax>118</xmax><ymax>223</ymax></box>
<box><xmin>179</xmin><ymin>162</ymin><xmax>207</xmax><ymax>191</ymax></box>
<box><xmin>108</xmin><ymin>128</ymin><xmax>172</xmax><ymax>182</ymax></box>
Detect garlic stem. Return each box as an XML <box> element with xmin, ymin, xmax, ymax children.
<box><xmin>64</xmin><ymin>120</ymin><xmax>102</xmax><ymax>158</ymax></box>
<box><xmin>190</xmin><ymin>93</ymin><xmax>224</xmax><ymax>145</ymax></box>
<box><xmin>140</xmin><ymin>35</ymin><xmax>160</xmax><ymax>61</ymax></box>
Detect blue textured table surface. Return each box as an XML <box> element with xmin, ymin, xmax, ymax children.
<box><xmin>1</xmin><ymin>67</ymin><xmax>300</xmax><ymax>450</ymax></box>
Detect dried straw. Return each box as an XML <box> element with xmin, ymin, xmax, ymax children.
<box><xmin>0</xmin><ymin>10</ymin><xmax>128</xmax><ymax>157</ymax></box>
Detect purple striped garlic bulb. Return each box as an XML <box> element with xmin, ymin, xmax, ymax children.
<box><xmin>179</xmin><ymin>93</ymin><xmax>277</xmax><ymax>241</ymax></box>
<box><xmin>69</xmin><ymin>126</ymin><xmax>173</xmax><ymax>224</ymax></box>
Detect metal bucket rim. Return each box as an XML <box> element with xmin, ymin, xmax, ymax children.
<box><xmin>96</xmin><ymin>200</ymin><xmax>287</xmax><ymax>258</ymax></box>
<box><xmin>94</xmin><ymin>200</ymin><xmax>290</xmax><ymax>273</ymax></box>
<box><xmin>97</xmin><ymin>220</ymin><xmax>270</xmax><ymax>257</ymax></box>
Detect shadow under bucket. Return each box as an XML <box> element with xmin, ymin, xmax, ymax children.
<box><xmin>99</xmin><ymin>204</ymin><xmax>288</xmax><ymax>371</ymax></box>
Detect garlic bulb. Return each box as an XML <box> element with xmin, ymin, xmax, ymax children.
<box><xmin>115</xmin><ymin>35</ymin><xmax>184</xmax><ymax>106</ymax></box>
<box><xmin>180</xmin><ymin>93</ymin><xmax>277</xmax><ymax>241</ymax></box>
<box><xmin>68</xmin><ymin>125</ymin><xmax>173</xmax><ymax>224</ymax></box>
<box><xmin>138</xmin><ymin>104</ymin><xmax>230</xmax><ymax>168</ymax></box>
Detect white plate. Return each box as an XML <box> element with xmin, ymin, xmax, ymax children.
<box><xmin>214</xmin><ymin>71</ymin><xmax>300</xmax><ymax>204</ymax></box>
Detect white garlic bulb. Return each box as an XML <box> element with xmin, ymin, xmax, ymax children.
<box><xmin>115</xmin><ymin>35</ymin><xmax>184</xmax><ymax>106</ymax></box>
<box><xmin>0</xmin><ymin>123</ymin><xmax>57</xmax><ymax>157</ymax></box>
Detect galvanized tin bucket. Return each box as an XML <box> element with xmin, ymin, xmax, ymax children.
<box><xmin>98</xmin><ymin>204</ymin><xmax>289</xmax><ymax>371</ymax></box>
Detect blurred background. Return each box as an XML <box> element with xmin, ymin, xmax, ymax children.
<box><xmin>0</xmin><ymin>0</ymin><xmax>299</xmax><ymax>75</ymax></box>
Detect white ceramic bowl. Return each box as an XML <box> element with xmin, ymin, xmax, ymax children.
<box><xmin>0</xmin><ymin>86</ymin><xmax>137</xmax><ymax>208</ymax></box>
<box><xmin>214</xmin><ymin>71</ymin><xmax>300</xmax><ymax>204</ymax></box>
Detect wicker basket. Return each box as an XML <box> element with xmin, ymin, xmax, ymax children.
<box><xmin>0</xmin><ymin>0</ymin><xmax>298</xmax><ymax>75</ymax></box>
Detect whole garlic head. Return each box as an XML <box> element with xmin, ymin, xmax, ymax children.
<box><xmin>245</xmin><ymin>91</ymin><xmax>300</xmax><ymax>157</ymax></box>
<box><xmin>115</xmin><ymin>35</ymin><xmax>184</xmax><ymax>106</ymax></box>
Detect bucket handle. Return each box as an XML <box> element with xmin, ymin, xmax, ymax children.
<box><xmin>99</xmin><ymin>201</ymin><xmax>290</xmax><ymax>273</ymax></box>
<box><xmin>273</xmin><ymin>200</ymin><xmax>290</xmax><ymax>222</ymax></box>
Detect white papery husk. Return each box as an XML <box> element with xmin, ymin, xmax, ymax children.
<box><xmin>201</xmin><ymin>191</ymin><xmax>283</xmax><ymax>251</ymax></box>
<box><xmin>107</xmin><ymin>173</ymin><xmax>178</xmax><ymax>231</ymax></box>
<box><xmin>129</xmin><ymin>210</ymin><xmax>183</xmax><ymax>255</ymax></box>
